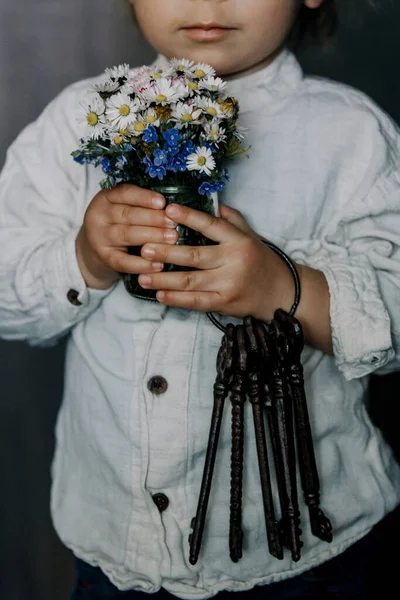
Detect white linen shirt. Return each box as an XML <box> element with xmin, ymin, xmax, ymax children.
<box><xmin>1</xmin><ymin>49</ymin><xmax>400</xmax><ymax>598</ymax></box>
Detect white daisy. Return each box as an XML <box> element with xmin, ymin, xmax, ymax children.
<box><xmin>186</xmin><ymin>80</ymin><xmax>202</xmax><ymax>96</ymax></box>
<box><xmin>202</xmin><ymin>122</ymin><xmax>227</xmax><ymax>146</ymax></box>
<box><xmin>233</xmin><ymin>124</ymin><xmax>248</xmax><ymax>141</ymax></box>
<box><xmin>198</xmin><ymin>77</ymin><xmax>228</xmax><ymax>93</ymax></box>
<box><xmin>142</xmin><ymin>108</ymin><xmax>160</xmax><ymax>127</ymax></box>
<box><xmin>186</xmin><ymin>147</ymin><xmax>216</xmax><ymax>176</ymax></box>
<box><xmin>191</xmin><ymin>63</ymin><xmax>216</xmax><ymax>79</ymax></box>
<box><xmin>170</xmin><ymin>57</ymin><xmax>195</xmax><ymax>76</ymax></box>
<box><xmin>105</xmin><ymin>63</ymin><xmax>130</xmax><ymax>79</ymax></box>
<box><xmin>197</xmin><ymin>97</ymin><xmax>226</xmax><ymax>119</ymax></box>
<box><xmin>172</xmin><ymin>102</ymin><xmax>203</xmax><ymax>128</ymax></box>
<box><xmin>91</xmin><ymin>79</ymin><xmax>121</xmax><ymax>94</ymax></box>
<box><xmin>106</xmin><ymin>93</ymin><xmax>140</xmax><ymax>129</ymax></box>
<box><xmin>144</xmin><ymin>78</ymin><xmax>187</xmax><ymax>105</ymax></box>
<box><xmin>76</xmin><ymin>95</ymin><xmax>106</xmax><ymax>139</ymax></box>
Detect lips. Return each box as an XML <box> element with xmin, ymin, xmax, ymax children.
<box><xmin>183</xmin><ymin>24</ymin><xmax>235</xmax><ymax>42</ymax></box>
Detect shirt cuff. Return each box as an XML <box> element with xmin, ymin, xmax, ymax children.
<box><xmin>285</xmin><ymin>241</ymin><xmax>394</xmax><ymax>380</ymax></box>
<box><xmin>43</xmin><ymin>227</ymin><xmax>115</xmax><ymax>328</ymax></box>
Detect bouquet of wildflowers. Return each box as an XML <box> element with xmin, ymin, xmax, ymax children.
<box><xmin>72</xmin><ymin>59</ymin><xmax>249</xmax><ymax>199</ymax></box>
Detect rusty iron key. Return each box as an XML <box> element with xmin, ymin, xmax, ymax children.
<box><xmin>189</xmin><ymin>323</ymin><xmax>235</xmax><ymax>565</ymax></box>
<box><xmin>244</xmin><ymin>316</ymin><xmax>284</xmax><ymax>560</ymax></box>
<box><xmin>228</xmin><ymin>325</ymin><xmax>248</xmax><ymax>563</ymax></box>
<box><xmin>275</xmin><ymin>309</ymin><xmax>333</xmax><ymax>544</ymax></box>
<box><xmin>269</xmin><ymin>318</ymin><xmax>303</xmax><ymax>562</ymax></box>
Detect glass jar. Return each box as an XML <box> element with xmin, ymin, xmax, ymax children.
<box><xmin>122</xmin><ymin>184</ymin><xmax>218</xmax><ymax>301</ymax></box>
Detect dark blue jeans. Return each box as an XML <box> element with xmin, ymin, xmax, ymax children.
<box><xmin>70</xmin><ymin>532</ymin><xmax>374</xmax><ymax>599</ymax></box>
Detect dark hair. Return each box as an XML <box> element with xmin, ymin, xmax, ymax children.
<box><xmin>289</xmin><ymin>0</ymin><xmax>379</xmax><ymax>50</ymax></box>
<box><xmin>289</xmin><ymin>0</ymin><xmax>338</xmax><ymax>49</ymax></box>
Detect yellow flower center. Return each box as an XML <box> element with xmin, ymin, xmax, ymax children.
<box><xmin>146</xmin><ymin>114</ymin><xmax>156</xmax><ymax>123</ymax></box>
<box><xmin>211</xmin><ymin>129</ymin><xmax>218</xmax><ymax>139</ymax></box>
<box><xmin>153</xmin><ymin>73</ymin><xmax>162</xmax><ymax>80</ymax></box>
<box><xmin>217</xmin><ymin>98</ymin><xmax>224</xmax><ymax>104</ymax></box>
<box><xmin>120</xmin><ymin>128</ymin><xmax>128</xmax><ymax>135</ymax></box>
<box><xmin>177</xmin><ymin>64</ymin><xmax>186</xmax><ymax>71</ymax></box>
<box><xmin>119</xmin><ymin>104</ymin><xmax>130</xmax><ymax>117</ymax></box>
<box><xmin>194</xmin><ymin>69</ymin><xmax>206</xmax><ymax>78</ymax></box>
<box><xmin>197</xmin><ymin>157</ymin><xmax>207</xmax><ymax>167</ymax></box>
<box><xmin>156</xmin><ymin>94</ymin><xmax>167</xmax><ymax>103</ymax></box>
<box><xmin>188</xmin><ymin>82</ymin><xmax>198</xmax><ymax>91</ymax></box>
<box><xmin>134</xmin><ymin>121</ymin><xmax>146</xmax><ymax>132</ymax></box>
<box><xmin>114</xmin><ymin>135</ymin><xmax>123</xmax><ymax>145</ymax></box>
<box><xmin>87</xmin><ymin>112</ymin><xmax>99</xmax><ymax>126</ymax></box>
<box><xmin>206</xmin><ymin>107</ymin><xmax>217</xmax><ymax>117</ymax></box>
<box><xmin>182</xmin><ymin>113</ymin><xmax>192</xmax><ymax>123</ymax></box>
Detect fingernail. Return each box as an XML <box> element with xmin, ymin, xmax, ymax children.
<box><xmin>142</xmin><ymin>246</ymin><xmax>155</xmax><ymax>257</ymax></box>
<box><xmin>164</xmin><ymin>217</ymin><xmax>177</xmax><ymax>227</ymax></box>
<box><xmin>166</xmin><ymin>205</ymin><xmax>180</xmax><ymax>217</ymax></box>
<box><xmin>152</xmin><ymin>196</ymin><xmax>164</xmax><ymax>208</ymax></box>
<box><xmin>152</xmin><ymin>262</ymin><xmax>164</xmax><ymax>270</ymax></box>
<box><xmin>164</xmin><ymin>230</ymin><xmax>177</xmax><ymax>240</ymax></box>
<box><xmin>140</xmin><ymin>275</ymin><xmax>152</xmax><ymax>286</ymax></box>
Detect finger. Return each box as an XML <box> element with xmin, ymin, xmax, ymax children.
<box><xmin>109</xmin><ymin>204</ymin><xmax>177</xmax><ymax>229</ymax></box>
<box><xmin>155</xmin><ymin>290</ymin><xmax>221</xmax><ymax>312</ymax></box>
<box><xmin>138</xmin><ymin>268</ymin><xmax>219</xmax><ymax>293</ymax></box>
<box><xmin>107</xmin><ymin>249</ymin><xmax>165</xmax><ymax>275</ymax></box>
<box><xmin>108</xmin><ymin>224</ymin><xmax>179</xmax><ymax>248</ymax></box>
<box><xmin>141</xmin><ymin>242</ymin><xmax>222</xmax><ymax>270</ymax></box>
<box><xmin>218</xmin><ymin>204</ymin><xmax>256</xmax><ymax>237</ymax></box>
<box><xmin>165</xmin><ymin>204</ymin><xmax>243</xmax><ymax>244</ymax></box>
<box><xmin>104</xmin><ymin>183</ymin><xmax>166</xmax><ymax>210</ymax></box>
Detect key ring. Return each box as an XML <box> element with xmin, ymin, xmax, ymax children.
<box><xmin>206</xmin><ymin>240</ymin><xmax>301</xmax><ymax>334</ymax></box>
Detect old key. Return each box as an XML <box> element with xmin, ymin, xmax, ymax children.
<box><xmin>244</xmin><ymin>316</ymin><xmax>284</xmax><ymax>560</ymax></box>
<box><xmin>189</xmin><ymin>323</ymin><xmax>235</xmax><ymax>565</ymax></box>
<box><xmin>275</xmin><ymin>309</ymin><xmax>333</xmax><ymax>544</ymax></box>
<box><xmin>229</xmin><ymin>325</ymin><xmax>248</xmax><ymax>562</ymax></box>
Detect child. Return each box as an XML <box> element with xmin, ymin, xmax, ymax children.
<box><xmin>1</xmin><ymin>0</ymin><xmax>399</xmax><ymax>598</ymax></box>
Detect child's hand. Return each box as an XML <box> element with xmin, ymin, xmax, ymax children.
<box><xmin>76</xmin><ymin>184</ymin><xmax>179</xmax><ymax>289</ymax></box>
<box><xmin>137</xmin><ymin>203</ymin><xmax>294</xmax><ymax>322</ymax></box>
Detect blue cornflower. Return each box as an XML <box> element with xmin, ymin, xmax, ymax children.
<box><xmin>73</xmin><ymin>156</ymin><xmax>85</xmax><ymax>165</ymax></box>
<box><xmin>198</xmin><ymin>182</ymin><xmax>214</xmax><ymax>197</ymax></box>
<box><xmin>123</xmin><ymin>144</ymin><xmax>134</xmax><ymax>152</ymax></box>
<box><xmin>153</xmin><ymin>149</ymin><xmax>168</xmax><ymax>166</ymax></box>
<box><xmin>149</xmin><ymin>165</ymin><xmax>167</xmax><ymax>180</ymax></box>
<box><xmin>101</xmin><ymin>158</ymin><xmax>112</xmax><ymax>173</ymax></box>
<box><xmin>142</xmin><ymin>126</ymin><xmax>158</xmax><ymax>143</ymax></box>
<box><xmin>165</xmin><ymin>143</ymin><xmax>180</xmax><ymax>157</ymax></box>
<box><xmin>143</xmin><ymin>156</ymin><xmax>153</xmax><ymax>174</ymax></box>
<box><xmin>167</xmin><ymin>154</ymin><xmax>187</xmax><ymax>173</ymax></box>
<box><xmin>223</xmin><ymin>168</ymin><xmax>230</xmax><ymax>181</ymax></box>
<box><xmin>116</xmin><ymin>156</ymin><xmax>128</xmax><ymax>169</ymax></box>
<box><xmin>163</xmin><ymin>128</ymin><xmax>182</xmax><ymax>146</ymax></box>
<box><xmin>214</xmin><ymin>181</ymin><xmax>226</xmax><ymax>192</ymax></box>
<box><xmin>182</xmin><ymin>141</ymin><xmax>195</xmax><ymax>156</ymax></box>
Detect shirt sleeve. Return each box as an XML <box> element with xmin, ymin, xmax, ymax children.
<box><xmin>284</xmin><ymin>105</ymin><xmax>400</xmax><ymax>381</ymax></box>
<box><xmin>0</xmin><ymin>82</ymin><xmax>115</xmax><ymax>348</ymax></box>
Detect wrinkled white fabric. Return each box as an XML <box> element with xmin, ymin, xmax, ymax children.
<box><xmin>1</xmin><ymin>49</ymin><xmax>400</xmax><ymax>598</ymax></box>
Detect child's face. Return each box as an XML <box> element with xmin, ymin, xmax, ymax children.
<box><xmin>130</xmin><ymin>0</ymin><xmax>323</xmax><ymax>79</ymax></box>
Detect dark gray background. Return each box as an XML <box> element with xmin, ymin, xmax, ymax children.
<box><xmin>0</xmin><ymin>1</ymin><xmax>399</xmax><ymax>599</ymax></box>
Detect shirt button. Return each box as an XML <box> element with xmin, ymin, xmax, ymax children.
<box><xmin>67</xmin><ymin>289</ymin><xmax>83</xmax><ymax>306</ymax></box>
<box><xmin>152</xmin><ymin>493</ymin><xmax>169</xmax><ymax>512</ymax></box>
<box><xmin>147</xmin><ymin>376</ymin><xmax>168</xmax><ymax>395</ymax></box>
